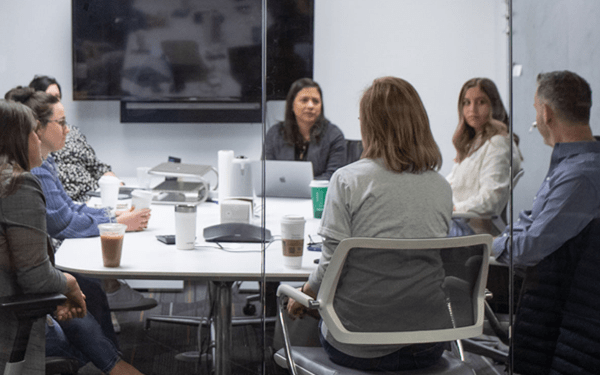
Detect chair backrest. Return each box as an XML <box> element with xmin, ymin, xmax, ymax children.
<box><xmin>345</xmin><ymin>139</ymin><xmax>363</xmax><ymax>165</ymax></box>
<box><xmin>498</xmin><ymin>168</ymin><xmax>525</xmax><ymax>226</ymax></box>
<box><xmin>316</xmin><ymin>235</ymin><xmax>491</xmax><ymax>346</ymax></box>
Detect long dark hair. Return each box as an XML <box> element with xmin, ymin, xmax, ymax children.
<box><xmin>452</xmin><ymin>78</ymin><xmax>509</xmax><ymax>162</ymax></box>
<box><xmin>282</xmin><ymin>78</ymin><xmax>327</xmax><ymax>148</ymax></box>
<box><xmin>0</xmin><ymin>100</ymin><xmax>38</xmax><ymax>197</ymax></box>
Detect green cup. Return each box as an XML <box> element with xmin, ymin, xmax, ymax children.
<box><xmin>309</xmin><ymin>180</ymin><xmax>329</xmax><ymax>219</ymax></box>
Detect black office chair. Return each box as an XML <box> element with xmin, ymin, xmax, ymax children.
<box><xmin>345</xmin><ymin>139</ymin><xmax>363</xmax><ymax>165</ymax></box>
<box><xmin>0</xmin><ymin>293</ymin><xmax>80</xmax><ymax>375</ymax></box>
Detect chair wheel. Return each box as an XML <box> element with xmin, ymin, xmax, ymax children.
<box><xmin>243</xmin><ymin>303</ymin><xmax>257</xmax><ymax>316</ymax></box>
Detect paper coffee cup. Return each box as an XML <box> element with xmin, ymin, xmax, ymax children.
<box><xmin>137</xmin><ymin>166</ymin><xmax>152</xmax><ymax>189</ymax></box>
<box><xmin>281</xmin><ymin>215</ymin><xmax>305</xmax><ymax>269</ymax></box>
<box><xmin>131</xmin><ymin>189</ymin><xmax>153</xmax><ymax>210</ymax></box>
<box><xmin>98</xmin><ymin>175</ymin><xmax>120</xmax><ymax>209</ymax></box>
<box><xmin>98</xmin><ymin>223</ymin><xmax>126</xmax><ymax>267</ymax></box>
<box><xmin>309</xmin><ymin>180</ymin><xmax>329</xmax><ymax>219</ymax></box>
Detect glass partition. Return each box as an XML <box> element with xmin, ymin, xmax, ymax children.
<box><xmin>262</xmin><ymin>1</ymin><xmax>515</xmax><ymax>374</ymax></box>
<box><xmin>11</xmin><ymin>0</ymin><xmax>600</xmax><ymax>374</ymax></box>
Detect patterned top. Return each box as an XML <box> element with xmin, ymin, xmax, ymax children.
<box><xmin>51</xmin><ymin>125</ymin><xmax>112</xmax><ymax>202</ymax></box>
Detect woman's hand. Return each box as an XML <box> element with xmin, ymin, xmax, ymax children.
<box><xmin>55</xmin><ymin>273</ymin><xmax>87</xmax><ymax>321</ymax></box>
<box><xmin>286</xmin><ymin>283</ymin><xmax>318</xmax><ymax>320</ymax></box>
<box><xmin>116</xmin><ymin>207</ymin><xmax>151</xmax><ymax>231</ymax></box>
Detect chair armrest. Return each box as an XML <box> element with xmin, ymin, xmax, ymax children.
<box><xmin>276</xmin><ymin>284</ymin><xmax>315</xmax><ymax>309</ymax></box>
<box><xmin>0</xmin><ymin>293</ymin><xmax>67</xmax><ymax>319</ymax></box>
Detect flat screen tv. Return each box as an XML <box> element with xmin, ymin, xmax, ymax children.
<box><xmin>71</xmin><ymin>0</ymin><xmax>314</xmax><ymax>121</ymax></box>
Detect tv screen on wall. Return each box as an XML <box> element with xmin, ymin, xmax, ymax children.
<box><xmin>71</xmin><ymin>0</ymin><xmax>314</xmax><ymax>102</ymax></box>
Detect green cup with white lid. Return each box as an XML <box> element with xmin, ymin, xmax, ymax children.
<box><xmin>309</xmin><ymin>180</ymin><xmax>329</xmax><ymax>219</ymax></box>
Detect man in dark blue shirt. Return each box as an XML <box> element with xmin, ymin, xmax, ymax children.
<box><xmin>492</xmin><ymin>70</ymin><xmax>600</xmax><ymax>266</ymax></box>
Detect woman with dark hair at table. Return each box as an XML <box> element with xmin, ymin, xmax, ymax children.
<box><xmin>0</xmin><ymin>99</ymin><xmax>143</xmax><ymax>374</ymax></box>
<box><xmin>265</xmin><ymin>78</ymin><xmax>346</xmax><ymax>180</ymax></box>
<box><xmin>29</xmin><ymin>75</ymin><xmax>118</xmax><ymax>203</ymax></box>
<box><xmin>287</xmin><ymin>76</ymin><xmax>453</xmax><ymax>371</ymax></box>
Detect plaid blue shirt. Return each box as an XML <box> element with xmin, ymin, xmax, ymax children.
<box><xmin>493</xmin><ymin>137</ymin><xmax>600</xmax><ymax>267</ymax></box>
<box><xmin>31</xmin><ymin>156</ymin><xmax>111</xmax><ymax>240</ymax></box>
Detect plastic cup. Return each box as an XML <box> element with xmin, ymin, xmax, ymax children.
<box><xmin>131</xmin><ymin>189</ymin><xmax>153</xmax><ymax>210</ymax></box>
<box><xmin>98</xmin><ymin>223</ymin><xmax>127</xmax><ymax>267</ymax></box>
<box><xmin>281</xmin><ymin>215</ymin><xmax>306</xmax><ymax>269</ymax></box>
<box><xmin>309</xmin><ymin>180</ymin><xmax>329</xmax><ymax>219</ymax></box>
<box><xmin>98</xmin><ymin>175</ymin><xmax>120</xmax><ymax>209</ymax></box>
<box><xmin>137</xmin><ymin>167</ymin><xmax>152</xmax><ymax>189</ymax></box>
<box><xmin>175</xmin><ymin>205</ymin><xmax>197</xmax><ymax>250</ymax></box>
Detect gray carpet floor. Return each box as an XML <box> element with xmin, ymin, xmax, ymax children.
<box><xmin>76</xmin><ymin>280</ymin><xmax>509</xmax><ymax>375</ymax></box>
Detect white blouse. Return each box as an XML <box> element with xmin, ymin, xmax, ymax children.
<box><xmin>447</xmin><ymin>134</ymin><xmax>522</xmax><ymax>216</ymax></box>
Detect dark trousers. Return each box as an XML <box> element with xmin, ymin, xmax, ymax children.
<box><xmin>318</xmin><ymin>322</ymin><xmax>444</xmax><ymax>371</ymax></box>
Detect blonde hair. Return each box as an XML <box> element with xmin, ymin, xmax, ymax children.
<box><xmin>360</xmin><ymin>76</ymin><xmax>442</xmax><ymax>173</ymax></box>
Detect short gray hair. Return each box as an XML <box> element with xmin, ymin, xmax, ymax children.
<box><xmin>536</xmin><ymin>70</ymin><xmax>591</xmax><ymax>124</ymax></box>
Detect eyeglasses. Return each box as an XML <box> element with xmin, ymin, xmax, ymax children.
<box><xmin>48</xmin><ymin>119</ymin><xmax>68</xmax><ymax>128</ymax></box>
<box><xmin>529</xmin><ymin>121</ymin><xmax>537</xmax><ymax>133</ymax></box>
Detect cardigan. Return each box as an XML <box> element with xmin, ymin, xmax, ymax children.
<box><xmin>0</xmin><ymin>171</ymin><xmax>68</xmax><ymax>374</ymax></box>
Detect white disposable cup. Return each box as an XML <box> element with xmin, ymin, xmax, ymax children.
<box><xmin>175</xmin><ymin>205</ymin><xmax>197</xmax><ymax>250</ymax></box>
<box><xmin>131</xmin><ymin>189</ymin><xmax>153</xmax><ymax>210</ymax></box>
<box><xmin>280</xmin><ymin>215</ymin><xmax>306</xmax><ymax>269</ymax></box>
<box><xmin>137</xmin><ymin>167</ymin><xmax>152</xmax><ymax>189</ymax></box>
<box><xmin>98</xmin><ymin>175</ymin><xmax>120</xmax><ymax>209</ymax></box>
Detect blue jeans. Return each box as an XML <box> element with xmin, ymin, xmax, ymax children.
<box><xmin>46</xmin><ymin>314</ymin><xmax>121</xmax><ymax>373</ymax></box>
<box><xmin>71</xmin><ymin>273</ymin><xmax>120</xmax><ymax>350</ymax></box>
<box><xmin>448</xmin><ymin>218</ymin><xmax>476</xmax><ymax>237</ymax></box>
<box><xmin>318</xmin><ymin>323</ymin><xmax>445</xmax><ymax>371</ymax></box>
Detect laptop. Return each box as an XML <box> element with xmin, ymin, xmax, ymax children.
<box><xmin>253</xmin><ymin>160</ymin><xmax>314</xmax><ymax>199</ymax></box>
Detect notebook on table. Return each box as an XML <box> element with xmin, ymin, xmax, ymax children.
<box><xmin>253</xmin><ymin>160</ymin><xmax>314</xmax><ymax>199</ymax></box>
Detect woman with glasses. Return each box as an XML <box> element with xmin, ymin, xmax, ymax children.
<box><xmin>29</xmin><ymin>75</ymin><xmax>118</xmax><ymax>203</ymax></box>
<box><xmin>447</xmin><ymin>78</ymin><xmax>522</xmax><ymax>236</ymax></box>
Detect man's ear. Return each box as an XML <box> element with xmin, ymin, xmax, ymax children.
<box><xmin>542</xmin><ymin>103</ymin><xmax>554</xmax><ymax>127</ymax></box>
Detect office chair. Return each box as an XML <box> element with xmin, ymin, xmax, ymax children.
<box><xmin>274</xmin><ymin>235</ymin><xmax>491</xmax><ymax>375</ymax></box>
<box><xmin>345</xmin><ymin>139</ymin><xmax>363</xmax><ymax>165</ymax></box>
<box><xmin>452</xmin><ymin>168</ymin><xmax>525</xmax><ymax>236</ymax></box>
<box><xmin>0</xmin><ymin>293</ymin><xmax>80</xmax><ymax>375</ymax></box>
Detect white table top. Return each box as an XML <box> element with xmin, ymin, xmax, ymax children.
<box><xmin>55</xmin><ymin>198</ymin><xmax>321</xmax><ymax>282</ymax></box>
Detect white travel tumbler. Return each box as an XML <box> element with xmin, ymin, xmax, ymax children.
<box><xmin>175</xmin><ymin>205</ymin><xmax>197</xmax><ymax>250</ymax></box>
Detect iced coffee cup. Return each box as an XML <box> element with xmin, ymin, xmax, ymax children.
<box><xmin>98</xmin><ymin>223</ymin><xmax>127</xmax><ymax>267</ymax></box>
<box><xmin>281</xmin><ymin>215</ymin><xmax>306</xmax><ymax>269</ymax></box>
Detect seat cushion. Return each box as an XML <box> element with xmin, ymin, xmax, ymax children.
<box><xmin>274</xmin><ymin>347</ymin><xmax>475</xmax><ymax>375</ymax></box>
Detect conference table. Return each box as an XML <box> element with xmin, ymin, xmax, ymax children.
<box><xmin>54</xmin><ymin>197</ymin><xmax>321</xmax><ymax>375</ymax></box>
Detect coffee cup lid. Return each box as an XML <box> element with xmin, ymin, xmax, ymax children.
<box><xmin>131</xmin><ymin>189</ymin><xmax>153</xmax><ymax>198</ymax></box>
<box><xmin>281</xmin><ymin>215</ymin><xmax>305</xmax><ymax>224</ymax></box>
<box><xmin>309</xmin><ymin>180</ymin><xmax>329</xmax><ymax>188</ymax></box>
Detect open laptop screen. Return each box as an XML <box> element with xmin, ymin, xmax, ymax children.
<box><xmin>253</xmin><ymin>160</ymin><xmax>314</xmax><ymax>199</ymax></box>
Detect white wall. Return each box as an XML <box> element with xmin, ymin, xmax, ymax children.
<box><xmin>0</xmin><ymin>0</ymin><xmax>509</xmax><ymax>192</ymax></box>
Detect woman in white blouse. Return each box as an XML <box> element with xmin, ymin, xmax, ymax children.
<box><xmin>447</xmin><ymin>78</ymin><xmax>522</xmax><ymax>235</ymax></box>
